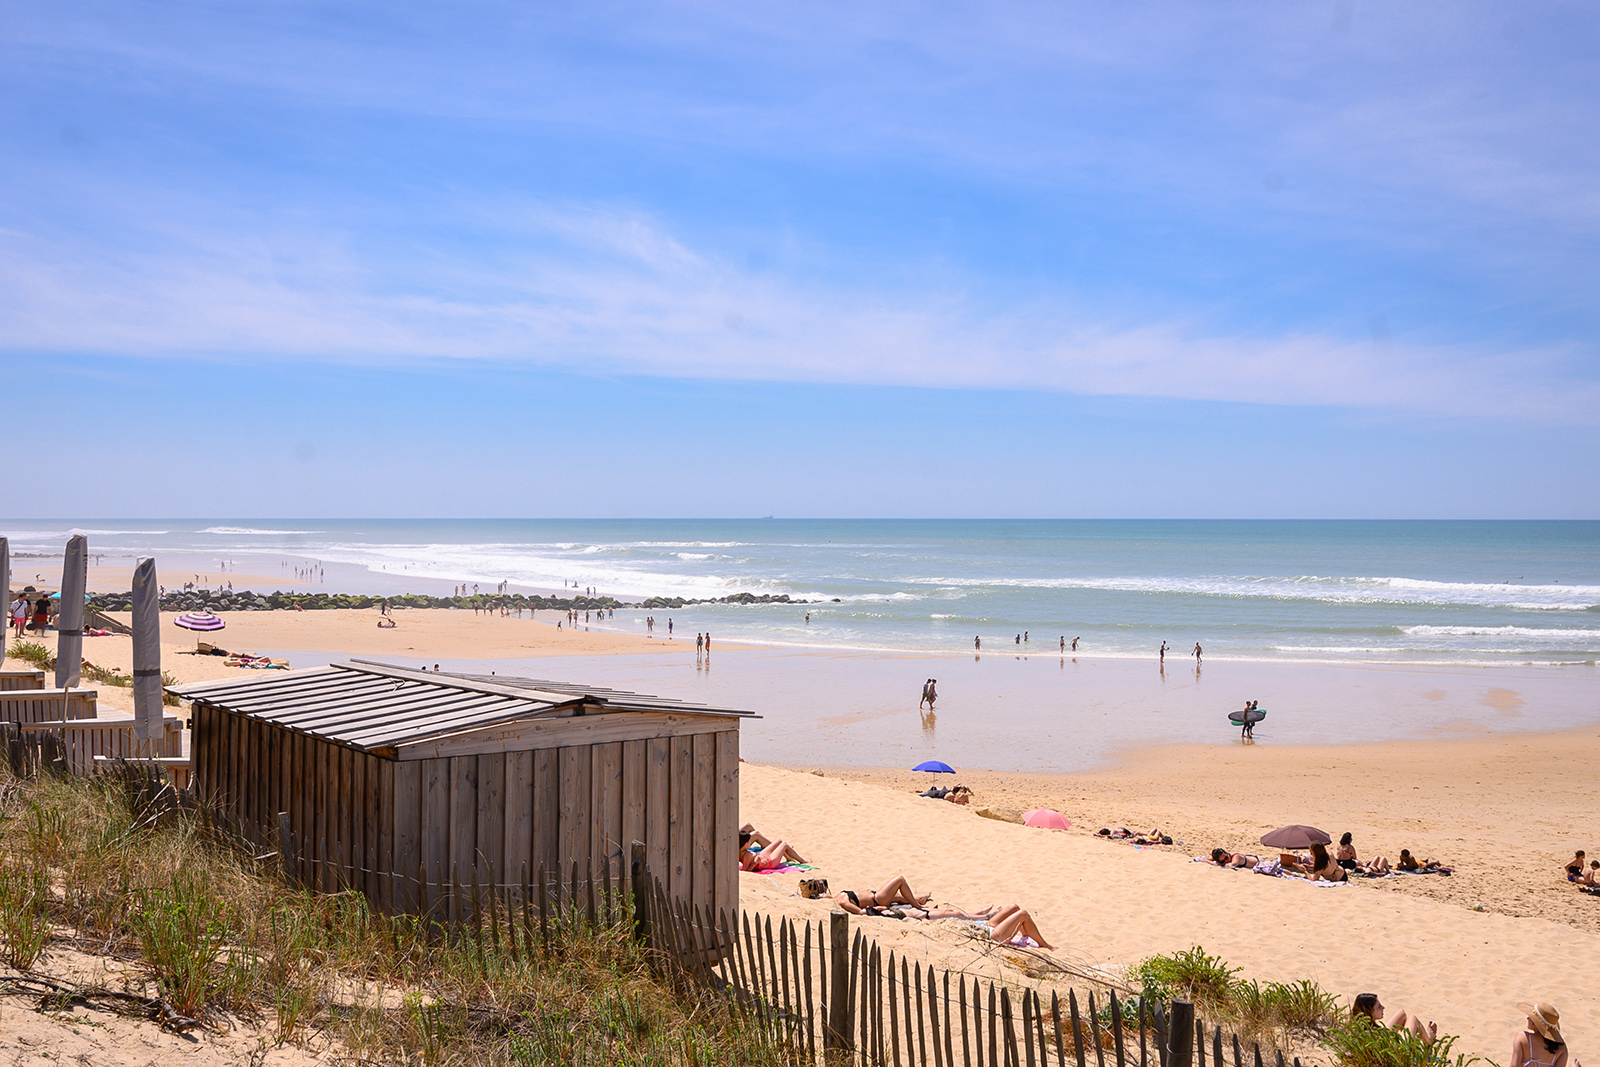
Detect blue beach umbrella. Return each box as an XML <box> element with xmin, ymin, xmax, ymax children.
<box><xmin>912</xmin><ymin>760</ymin><xmax>955</xmax><ymax>773</ymax></box>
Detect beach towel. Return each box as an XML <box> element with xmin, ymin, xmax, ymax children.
<box><xmin>1252</xmin><ymin>859</ymin><xmax>1282</xmax><ymax>876</ymax></box>
<box><xmin>756</xmin><ymin>864</ymin><xmax>812</xmax><ymax>875</ymax></box>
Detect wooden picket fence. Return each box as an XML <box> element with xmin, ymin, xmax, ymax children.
<box><xmin>256</xmin><ymin>827</ymin><xmax>1304</xmax><ymax>1067</ymax></box>
<box><xmin>626</xmin><ymin>844</ymin><xmax>1303</xmax><ymax>1067</ymax></box>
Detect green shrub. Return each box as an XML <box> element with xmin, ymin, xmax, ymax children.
<box><xmin>1323</xmin><ymin>1020</ymin><xmax>1477</xmax><ymax>1067</ymax></box>
<box><xmin>132</xmin><ymin>871</ymin><xmax>248</xmax><ymax>1019</ymax></box>
<box><xmin>5</xmin><ymin>641</ymin><xmax>55</xmax><ymax>670</ymax></box>
<box><xmin>0</xmin><ymin>863</ymin><xmax>52</xmax><ymax>968</ymax></box>
<box><xmin>1133</xmin><ymin>946</ymin><xmax>1238</xmax><ymax>1018</ymax></box>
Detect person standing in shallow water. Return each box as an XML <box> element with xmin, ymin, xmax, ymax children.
<box><xmin>1159</xmin><ymin>641</ymin><xmax>1167</xmax><ymax>663</ymax></box>
<box><xmin>974</xmin><ymin>636</ymin><xmax>981</xmax><ymax>650</ymax></box>
<box><xmin>1194</xmin><ymin>642</ymin><xmax>1203</xmax><ymax>662</ymax></box>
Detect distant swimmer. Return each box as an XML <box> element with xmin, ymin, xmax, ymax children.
<box><xmin>1024</xmin><ymin>631</ymin><xmax>1028</xmax><ymax>643</ymax></box>
<box><xmin>974</xmin><ymin>636</ymin><xmax>981</xmax><ymax>651</ymax></box>
<box><xmin>1015</xmin><ymin>634</ymin><xmax>1021</xmax><ymax>645</ymax></box>
<box><xmin>1071</xmin><ymin>636</ymin><xmax>1079</xmax><ymax>652</ymax></box>
<box><xmin>1060</xmin><ymin>636</ymin><xmax>1065</xmax><ymax>652</ymax></box>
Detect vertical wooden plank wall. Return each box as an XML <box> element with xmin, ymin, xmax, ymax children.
<box><xmin>715</xmin><ymin>728</ymin><xmax>740</xmax><ymax>918</ymax></box>
<box><xmin>504</xmin><ymin>751</ymin><xmax>533</xmax><ymax>904</ymax></box>
<box><xmin>668</xmin><ymin>736</ymin><xmax>693</xmax><ymax>903</ymax></box>
<box><xmin>691</xmin><ymin>733</ymin><xmax>713</xmax><ymax>910</ymax></box>
<box><xmin>476</xmin><ymin>752</ymin><xmax>505</xmax><ymax>892</ymax></box>
<box><xmin>593</xmin><ymin>741</ymin><xmax>623</xmax><ymax>883</ymax></box>
<box><xmin>195</xmin><ymin>711</ymin><xmax>744</xmax><ymax>920</ymax></box>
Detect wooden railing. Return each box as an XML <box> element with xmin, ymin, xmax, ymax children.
<box><xmin>0</xmin><ymin>669</ymin><xmax>47</xmax><ymax>692</ymax></box>
<box><xmin>0</xmin><ymin>687</ymin><xmax>99</xmax><ymax>724</ymax></box>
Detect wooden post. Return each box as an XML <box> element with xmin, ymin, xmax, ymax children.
<box><xmin>825</xmin><ymin>910</ymin><xmax>852</xmax><ymax>1060</ymax></box>
<box><xmin>1168</xmin><ymin>1002</ymin><xmax>1195</xmax><ymax>1067</ymax></box>
<box><xmin>1069</xmin><ymin>989</ymin><xmax>1087</xmax><ymax>1067</ymax></box>
<box><xmin>1110</xmin><ymin>990</ymin><xmax>1127</xmax><ymax>1067</ymax></box>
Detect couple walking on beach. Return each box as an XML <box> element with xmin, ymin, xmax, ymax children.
<box><xmin>919</xmin><ymin>679</ymin><xmax>938</xmax><ymax>710</ymax></box>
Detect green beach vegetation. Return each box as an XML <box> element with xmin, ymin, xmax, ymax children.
<box><xmin>1133</xmin><ymin>947</ymin><xmax>1477</xmax><ymax>1067</ymax></box>
<box><xmin>0</xmin><ymin>771</ymin><xmax>795</xmax><ymax>1065</ymax></box>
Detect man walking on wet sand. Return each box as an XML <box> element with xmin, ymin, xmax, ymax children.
<box><xmin>1193</xmin><ymin>642</ymin><xmax>1202</xmax><ymax>662</ymax></box>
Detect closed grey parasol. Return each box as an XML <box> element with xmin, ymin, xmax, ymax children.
<box><xmin>132</xmin><ymin>558</ymin><xmax>163</xmax><ymax>740</ymax></box>
<box><xmin>56</xmin><ymin>535</ymin><xmax>87</xmax><ymax>689</ymax></box>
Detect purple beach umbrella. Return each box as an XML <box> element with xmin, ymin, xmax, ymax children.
<box><xmin>174</xmin><ymin>610</ymin><xmax>226</xmax><ymax>632</ymax></box>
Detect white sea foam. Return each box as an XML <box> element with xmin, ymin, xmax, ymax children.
<box><xmin>1401</xmin><ymin>625</ymin><xmax>1600</xmax><ymax>639</ymax></box>
<box><xmin>200</xmin><ymin>526</ymin><xmax>317</xmax><ymax>536</ymax></box>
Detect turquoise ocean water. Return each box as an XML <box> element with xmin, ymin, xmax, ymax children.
<box><xmin>8</xmin><ymin>520</ymin><xmax>1600</xmax><ymax>667</ymax></box>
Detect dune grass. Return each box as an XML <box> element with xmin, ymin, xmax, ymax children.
<box><xmin>1133</xmin><ymin>947</ymin><xmax>1476</xmax><ymax>1067</ymax></box>
<box><xmin>0</xmin><ymin>770</ymin><xmax>797</xmax><ymax>1065</ymax></box>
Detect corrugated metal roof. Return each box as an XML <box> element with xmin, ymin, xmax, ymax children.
<box><xmin>168</xmin><ymin>660</ymin><xmax>755</xmax><ymax>752</ymax></box>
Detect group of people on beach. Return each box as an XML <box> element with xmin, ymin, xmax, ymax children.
<box><xmin>1204</xmin><ymin>832</ymin><xmax>1447</xmax><ymax>882</ymax></box>
<box><xmin>9</xmin><ymin>593</ymin><xmax>50</xmax><ymax>638</ymax></box>
<box><xmin>736</xmin><ymin>824</ymin><xmax>1055</xmax><ymax>949</ymax></box>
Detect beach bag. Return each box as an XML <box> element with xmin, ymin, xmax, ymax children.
<box><xmin>1252</xmin><ymin>859</ymin><xmax>1282</xmax><ymax>876</ymax></box>
<box><xmin>798</xmin><ymin>878</ymin><xmax>830</xmax><ymax>899</ymax></box>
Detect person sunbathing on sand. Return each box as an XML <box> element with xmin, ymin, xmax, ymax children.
<box><xmin>739</xmin><ymin>831</ymin><xmax>802</xmax><ymax>872</ymax></box>
<box><xmin>740</xmin><ymin>824</ymin><xmax>806</xmax><ymax>864</ymax></box>
<box><xmin>872</xmin><ymin>903</ymin><xmax>996</xmax><ymax>921</ymax></box>
<box><xmin>834</xmin><ymin>877</ymin><xmax>933</xmax><ymax>914</ymax></box>
<box><xmin>1308</xmin><ymin>842</ymin><xmax>1347</xmax><ymax>882</ymax></box>
<box><xmin>1352</xmin><ymin>993</ymin><xmax>1436</xmax><ymax>1043</ymax></box>
<box><xmin>1208</xmin><ymin>849</ymin><xmax>1259</xmax><ymax>868</ymax></box>
<box><xmin>978</xmin><ymin>904</ymin><xmax>1054</xmax><ymax>949</ymax></box>
<box><xmin>1396</xmin><ymin>849</ymin><xmax>1439</xmax><ymax>872</ymax></box>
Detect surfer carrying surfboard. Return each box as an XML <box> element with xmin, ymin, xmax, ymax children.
<box><xmin>1234</xmin><ymin>699</ymin><xmax>1262</xmax><ymax>739</ymax></box>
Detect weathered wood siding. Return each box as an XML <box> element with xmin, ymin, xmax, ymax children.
<box><xmin>192</xmin><ymin>702</ymin><xmax>741</xmax><ymax>920</ymax></box>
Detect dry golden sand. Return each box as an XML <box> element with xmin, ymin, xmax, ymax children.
<box><xmin>738</xmin><ymin>727</ymin><xmax>1600</xmax><ymax>1065</ymax></box>
<box><xmin>0</xmin><ymin>945</ymin><xmax>337</xmax><ymax>1067</ymax></box>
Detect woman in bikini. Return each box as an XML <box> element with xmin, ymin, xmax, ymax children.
<box><xmin>832</xmin><ymin>876</ymin><xmax>933</xmax><ymax>914</ymax></box>
<box><xmin>1351</xmin><ymin>993</ymin><xmax>1436</xmax><ymax>1043</ymax></box>
<box><xmin>1308</xmin><ymin>842</ymin><xmax>1347</xmax><ymax>882</ymax></box>
<box><xmin>1564</xmin><ymin>851</ymin><xmax>1586</xmax><ymax>882</ymax></box>
<box><xmin>981</xmin><ymin>904</ymin><xmax>1054</xmax><ymax>950</ymax></box>
<box><xmin>1208</xmin><ymin>849</ymin><xmax>1259</xmax><ymax>868</ymax></box>
<box><xmin>739</xmin><ymin>831</ymin><xmax>801</xmax><ymax>872</ymax></box>
<box><xmin>1512</xmin><ymin>1002</ymin><xmax>1576</xmax><ymax>1067</ymax></box>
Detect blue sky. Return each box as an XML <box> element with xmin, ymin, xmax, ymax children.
<box><xmin>4</xmin><ymin>2</ymin><xmax>1598</xmax><ymax>516</ymax></box>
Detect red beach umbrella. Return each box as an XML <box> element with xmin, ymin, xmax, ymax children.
<box><xmin>1023</xmin><ymin>809</ymin><xmax>1070</xmax><ymax>830</ymax></box>
<box><xmin>1259</xmin><ymin>825</ymin><xmax>1330</xmax><ymax>849</ymax></box>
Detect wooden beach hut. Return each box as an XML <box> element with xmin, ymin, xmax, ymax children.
<box><xmin>169</xmin><ymin>661</ymin><xmax>755</xmax><ymax>920</ymax></box>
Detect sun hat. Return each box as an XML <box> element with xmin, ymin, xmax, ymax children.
<box><xmin>1516</xmin><ymin>1002</ymin><xmax>1563</xmax><ymax>1043</ymax></box>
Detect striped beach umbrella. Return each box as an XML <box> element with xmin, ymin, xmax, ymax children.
<box><xmin>174</xmin><ymin>610</ymin><xmax>226</xmax><ymax>632</ymax></box>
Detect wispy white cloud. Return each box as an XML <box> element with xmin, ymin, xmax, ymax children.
<box><xmin>3</xmin><ymin>198</ymin><xmax>1592</xmax><ymax>421</ymax></box>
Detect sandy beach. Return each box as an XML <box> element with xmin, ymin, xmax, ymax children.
<box><xmin>6</xmin><ymin>607</ymin><xmax>1598</xmax><ymax>1063</ymax></box>
<box><xmin>739</xmin><ymin>739</ymin><xmax>1600</xmax><ymax>1065</ymax></box>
